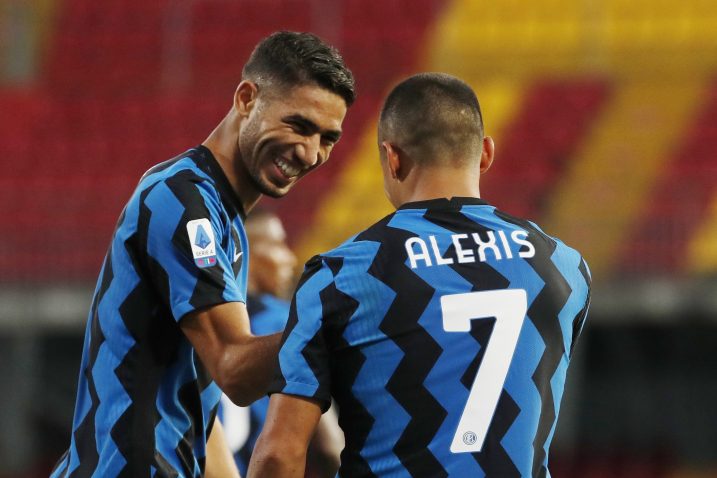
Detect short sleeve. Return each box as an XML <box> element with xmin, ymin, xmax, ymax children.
<box><xmin>140</xmin><ymin>173</ymin><xmax>245</xmax><ymax>322</ymax></box>
<box><xmin>569</xmin><ymin>256</ymin><xmax>592</xmax><ymax>357</ymax></box>
<box><xmin>268</xmin><ymin>256</ymin><xmax>336</xmax><ymax>412</ymax></box>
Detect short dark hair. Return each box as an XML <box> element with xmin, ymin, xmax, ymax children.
<box><xmin>243</xmin><ymin>31</ymin><xmax>356</xmax><ymax>106</ymax></box>
<box><xmin>379</xmin><ymin>73</ymin><xmax>484</xmax><ymax>165</ymax></box>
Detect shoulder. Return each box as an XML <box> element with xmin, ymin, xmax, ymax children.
<box><xmin>486</xmin><ymin>206</ymin><xmax>574</xmax><ymax>249</ymax></box>
<box><xmin>490</xmin><ymin>206</ymin><xmax>591</xmax><ymax>283</ymax></box>
<box><xmin>314</xmin><ymin>211</ymin><xmax>402</xmax><ymax>265</ymax></box>
<box><xmin>135</xmin><ymin>155</ymin><xmax>224</xmax><ymax>217</ymax></box>
<box><xmin>141</xmin><ymin>153</ymin><xmax>216</xmax><ymax>196</ymax></box>
<box><xmin>292</xmin><ymin>213</ymin><xmax>408</xmax><ymax>294</ymax></box>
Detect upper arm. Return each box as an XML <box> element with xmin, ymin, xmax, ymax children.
<box><xmin>264</xmin><ymin>394</ymin><xmax>323</xmax><ymax>446</ymax></box>
<box><xmin>248</xmin><ymin>393</ymin><xmax>323</xmax><ymax>476</ymax></box>
<box><xmin>270</xmin><ymin>256</ymin><xmax>340</xmax><ymax>411</ymax></box>
<box><xmin>141</xmin><ymin>175</ymin><xmax>247</xmax><ymax>323</ymax></box>
<box><xmin>141</xmin><ymin>177</ymin><xmax>258</xmax><ymax>386</ymax></box>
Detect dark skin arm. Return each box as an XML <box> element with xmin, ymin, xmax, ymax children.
<box><xmin>247</xmin><ymin>394</ymin><xmax>323</xmax><ymax>478</ymax></box>
<box><xmin>181</xmin><ymin>301</ymin><xmax>282</xmax><ymax>406</ymax></box>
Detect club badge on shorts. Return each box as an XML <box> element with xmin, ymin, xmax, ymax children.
<box><xmin>186</xmin><ymin>218</ymin><xmax>217</xmax><ymax>268</ymax></box>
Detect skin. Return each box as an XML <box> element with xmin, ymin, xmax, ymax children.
<box><xmin>180</xmin><ymin>81</ymin><xmax>347</xmax><ymax>473</ymax></box>
<box><xmin>204</xmin><ymin>420</ymin><xmax>241</xmax><ymax>478</ymax></box>
<box><xmin>204</xmin><ymin>80</ymin><xmax>347</xmax><ymax>211</ymax></box>
<box><xmin>247</xmin><ymin>130</ymin><xmax>496</xmax><ymax>478</ymax></box>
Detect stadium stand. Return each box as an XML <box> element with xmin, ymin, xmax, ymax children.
<box><xmin>619</xmin><ymin>78</ymin><xmax>717</xmax><ymax>276</ymax></box>
<box><xmin>5</xmin><ymin>0</ymin><xmax>715</xmax><ymax>283</ymax></box>
<box><xmin>481</xmin><ymin>79</ymin><xmax>609</xmax><ymax>220</ymax></box>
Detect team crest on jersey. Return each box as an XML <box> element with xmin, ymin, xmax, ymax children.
<box><xmin>186</xmin><ymin>218</ymin><xmax>217</xmax><ymax>268</ymax></box>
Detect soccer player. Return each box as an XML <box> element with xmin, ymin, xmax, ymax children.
<box><xmin>50</xmin><ymin>31</ymin><xmax>354</xmax><ymax>477</ymax></box>
<box><xmin>220</xmin><ymin>209</ymin><xmax>343</xmax><ymax>477</ymax></box>
<box><xmin>248</xmin><ymin>73</ymin><xmax>591</xmax><ymax>477</ymax></box>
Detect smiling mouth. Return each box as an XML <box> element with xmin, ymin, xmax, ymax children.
<box><xmin>274</xmin><ymin>157</ymin><xmax>302</xmax><ymax>179</ymax></box>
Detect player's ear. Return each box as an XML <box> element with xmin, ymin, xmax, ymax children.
<box><xmin>480</xmin><ymin>136</ymin><xmax>495</xmax><ymax>174</ymax></box>
<box><xmin>234</xmin><ymin>80</ymin><xmax>258</xmax><ymax>117</ymax></box>
<box><xmin>381</xmin><ymin>141</ymin><xmax>401</xmax><ymax>180</ymax></box>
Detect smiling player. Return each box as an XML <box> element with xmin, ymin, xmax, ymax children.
<box><xmin>50</xmin><ymin>31</ymin><xmax>354</xmax><ymax>478</ymax></box>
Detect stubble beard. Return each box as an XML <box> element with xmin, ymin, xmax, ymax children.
<box><xmin>239</xmin><ymin>120</ymin><xmax>288</xmax><ymax>199</ymax></box>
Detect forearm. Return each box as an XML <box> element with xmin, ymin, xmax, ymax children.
<box><xmin>181</xmin><ymin>303</ymin><xmax>283</xmax><ymax>407</ymax></box>
<box><xmin>219</xmin><ymin>332</ymin><xmax>282</xmax><ymax>406</ymax></box>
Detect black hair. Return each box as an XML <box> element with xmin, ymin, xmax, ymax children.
<box><xmin>378</xmin><ymin>73</ymin><xmax>484</xmax><ymax>164</ymax></box>
<box><xmin>243</xmin><ymin>31</ymin><xmax>356</xmax><ymax>106</ymax></box>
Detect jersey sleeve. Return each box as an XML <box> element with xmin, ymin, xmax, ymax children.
<box><xmin>569</xmin><ymin>256</ymin><xmax>592</xmax><ymax>357</ymax></box>
<box><xmin>140</xmin><ymin>174</ymin><xmax>245</xmax><ymax>322</ymax></box>
<box><xmin>268</xmin><ymin>256</ymin><xmax>339</xmax><ymax>412</ymax></box>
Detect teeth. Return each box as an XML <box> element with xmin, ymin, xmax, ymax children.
<box><xmin>274</xmin><ymin>158</ymin><xmax>301</xmax><ymax>178</ymax></box>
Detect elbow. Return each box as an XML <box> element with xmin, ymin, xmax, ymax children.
<box><xmin>225</xmin><ymin>388</ymin><xmax>259</xmax><ymax>408</ymax></box>
<box><xmin>249</xmin><ymin>448</ymin><xmax>284</xmax><ymax>474</ymax></box>
<box><xmin>214</xmin><ymin>353</ymin><xmax>262</xmax><ymax>407</ymax></box>
<box><xmin>250</xmin><ymin>434</ymin><xmax>306</xmax><ymax>476</ymax></box>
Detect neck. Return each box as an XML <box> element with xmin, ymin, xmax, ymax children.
<box><xmin>396</xmin><ymin>165</ymin><xmax>481</xmax><ymax>207</ymax></box>
<box><xmin>202</xmin><ymin>112</ymin><xmax>262</xmax><ymax>214</ymax></box>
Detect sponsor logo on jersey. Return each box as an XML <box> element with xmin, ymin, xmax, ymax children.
<box><xmin>186</xmin><ymin>218</ymin><xmax>217</xmax><ymax>268</ymax></box>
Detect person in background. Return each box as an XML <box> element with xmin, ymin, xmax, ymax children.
<box><xmin>220</xmin><ymin>209</ymin><xmax>343</xmax><ymax>477</ymax></box>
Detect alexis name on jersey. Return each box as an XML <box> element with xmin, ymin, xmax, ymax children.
<box><xmin>405</xmin><ymin>229</ymin><xmax>536</xmax><ymax>269</ymax></box>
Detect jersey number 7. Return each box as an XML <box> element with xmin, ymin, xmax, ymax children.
<box><xmin>440</xmin><ymin>289</ymin><xmax>528</xmax><ymax>453</ymax></box>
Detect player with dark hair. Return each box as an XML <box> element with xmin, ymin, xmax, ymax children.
<box><xmin>248</xmin><ymin>72</ymin><xmax>591</xmax><ymax>477</ymax></box>
<box><xmin>220</xmin><ymin>209</ymin><xmax>343</xmax><ymax>477</ymax></box>
<box><xmin>50</xmin><ymin>31</ymin><xmax>354</xmax><ymax>478</ymax></box>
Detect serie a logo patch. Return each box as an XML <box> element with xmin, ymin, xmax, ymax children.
<box><xmin>186</xmin><ymin>218</ymin><xmax>217</xmax><ymax>268</ymax></box>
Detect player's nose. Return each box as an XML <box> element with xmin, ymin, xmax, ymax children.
<box><xmin>296</xmin><ymin>134</ymin><xmax>322</xmax><ymax>168</ymax></box>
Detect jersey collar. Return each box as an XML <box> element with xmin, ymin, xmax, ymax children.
<box><xmin>194</xmin><ymin>145</ymin><xmax>247</xmax><ymax>219</ymax></box>
<box><xmin>397</xmin><ymin>196</ymin><xmax>490</xmax><ymax>211</ymax></box>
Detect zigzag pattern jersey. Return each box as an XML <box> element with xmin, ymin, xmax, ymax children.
<box><xmin>271</xmin><ymin>197</ymin><xmax>591</xmax><ymax>478</ymax></box>
<box><xmin>51</xmin><ymin>145</ymin><xmax>249</xmax><ymax>478</ymax></box>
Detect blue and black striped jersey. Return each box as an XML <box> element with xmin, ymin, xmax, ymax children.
<box><xmin>51</xmin><ymin>145</ymin><xmax>249</xmax><ymax>478</ymax></box>
<box><xmin>271</xmin><ymin>197</ymin><xmax>590</xmax><ymax>478</ymax></box>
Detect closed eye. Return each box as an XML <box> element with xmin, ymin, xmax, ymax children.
<box><xmin>284</xmin><ymin>116</ymin><xmax>314</xmax><ymax>135</ymax></box>
<box><xmin>283</xmin><ymin>114</ymin><xmax>342</xmax><ymax>146</ymax></box>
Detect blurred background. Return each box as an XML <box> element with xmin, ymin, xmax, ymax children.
<box><xmin>1</xmin><ymin>0</ymin><xmax>717</xmax><ymax>476</ymax></box>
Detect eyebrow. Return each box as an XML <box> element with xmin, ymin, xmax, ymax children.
<box><xmin>283</xmin><ymin>114</ymin><xmax>342</xmax><ymax>143</ymax></box>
